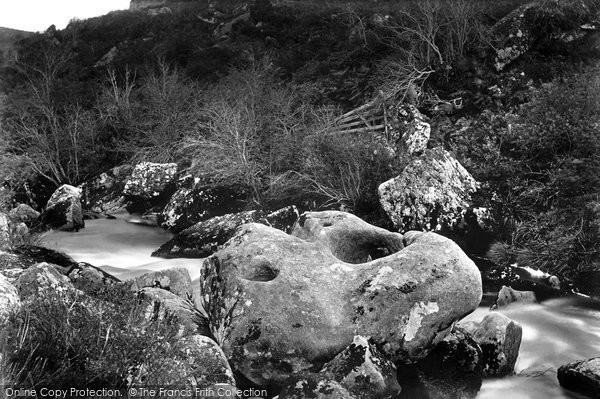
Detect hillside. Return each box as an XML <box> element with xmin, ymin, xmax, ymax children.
<box><xmin>0</xmin><ymin>26</ymin><xmax>32</xmax><ymax>65</ymax></box>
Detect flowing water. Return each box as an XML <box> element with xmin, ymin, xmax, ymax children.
<box><xmin>41</xmin><ymin>217</ymin><xmax>600</xmax><ymax>399</ymax></box>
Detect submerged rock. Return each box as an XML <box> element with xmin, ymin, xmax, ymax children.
<box><xmin>378</xmin><ymin>147</ymin><xmax>478</xmax><ymax>233</ymax></box>
<box><xmin>558</xmin><ymin>357</ymin><xmax>600</xmax><ymax>398</ymax></box>
<box><xmin>38</xmin><ymin>184</ymin><xmax>84</xmax><ymax>231</ymax></box>
<box><xmin>200</xmin><ymin>212</ymin><xmax>482</xmax><ymax>385</ymax></box>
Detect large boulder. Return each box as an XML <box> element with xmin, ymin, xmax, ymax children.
<box><xmin>460</xmin><ymin>312</ymin><xmax>522</xmax><ymax>376</ymax></box>
<box><xmin>123</xmin><ymin>162</ymin><xmax>178</xmax><ymax>213</ymax></box>
<box><xmin>492</xmin><ymin>0</ymin><xmax>592</xmax><ymax>71</ymax></box>
<box><xmin>79</xmin><ymin>165</ymin><xmax>132</xmax><ymax>214</ymax></box>
<box><xmin>199</xmin><ymin>212</ymin><xmax>482</xmax><ymax>385</ymax></box>
<box><xmin>14</xmin><ymin>262</ymin><xmax>82</xmax><ymax>301</ymax></box>
<box><xmin>378</xmin><ymin>147</ymin><xmax>478</xmax><ymax>233</ymax></box>
<box><xmin>557</xmin><ymin>358</ymin><xmax>600</xmax><ymax>398</ymax></box>
<box><xmin>0</xmin><ymin>273</ymin><xmax>20</xmax><ymax>324</ymax></box>
<box><xmin>153</xmin><ymin>207</ymin><xmax>299</xmax><ymax>259</ymax></box>
<box><xmin>38</xmin><ymin>184</ymin><xmax>84</xmax><ymax>231</ymax></box>
<box><xmin>158</xmin><ymin>177</ymin><xmax>248</xmax><ymax>233</ymax></box>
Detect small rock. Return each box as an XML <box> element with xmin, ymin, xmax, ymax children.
<box><xmin>8</xmin><ymin>204</ymin><xmax>40</xmax><ymax>226</ymax></box>
<box><xmin>558</xmin><ymin>357</ymin><xmax>600</xmax><ymax>398</ymax></box>
<box><xmin>460</xmin><ymin>312</ymin><xmax>522</xmax><ymax>376</ymax></box>
<box><xmin>129</xmin><ymin>267</ymin><xmax>193</xmax><ymax>299</ymax></box>
<box><xmin>493</xmin><ymin>286</ymin><xmax>537</xmax><ymax>309</ymax></box>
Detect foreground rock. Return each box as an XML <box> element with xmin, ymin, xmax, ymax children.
<box><xmin>379</xmin><ymin>147</ymin><xmax>478</xmax><ymax>232</ymax></box>
<box><xmin>0</xmin><ymin>273</ymin><xmax>20</xmax><ymax>324</ymax></box>
<box><xmin>14</xmin><ymin>262</ymin><xmax>82</xmax><ymax>300</ymax></box>
<box><xmin>460</xmin><ymin>312</ymin><xmax>522</xmax><ymax>376</ymax></box>
<box><xmin>8</xmin><ymin>204</ymin><xmax>40</xmax><ymax>226</ymax></box>
<box><xmin>158</xmin><ymin>178</ymin><xmax>248</xmax><ymax>232</ymax></box>
<box><xmin>123</xmin><ymin>162</ymin><xmax>178</xmax><ymax>213</ymax></box>
<box><xmin>558</xmin><ymin>358</ymin><xmax>600</xmax><ymax>398</ymax></box>
<box><xmin>153</xmin><ymin>206</ymin><xmax>299</xmax><ymax>258</ymax></box>
<box><xmin>38</xmin><ymin>185</ymin><xmax>84</xmax><ymax>231</ymax></box>
<box><xmin>129</xmin><ymin>267</ymin><xmax>193</xmax><ymax>298</ymax></box>
<box><xmin>79</xmin><ymin>165</ymin><xmax>133</xmax><ymax>214</ymax></box>
<box><xmin>200</xmin><ymin>211</ymin><xmax>482</xmax><ymax>385</ymax></box>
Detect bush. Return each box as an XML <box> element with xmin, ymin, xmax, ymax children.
<box><xmin>457</xmin><ymin>68</ymin><xmax>600</xmax><ymax>279</ymax></box>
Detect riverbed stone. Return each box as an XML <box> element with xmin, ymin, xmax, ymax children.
<box><xmin>378</xmin><ymin>147</ymin><xmax>478</xmax><ymax>233</ymax></box>
<box><xmin>558</xmin><ymin>357</ymin><xmax>600</xmax><ymax>398</ymax></box>
<box><xmin>200</xmin><ymin>213</ymin><xmax>482</xmax><ymax>385</ymax></box>
<box><xmin>38</xmin><ymin>184</ymin><xmax>84</xmax><ymax>231</ymax></box>
<box><xmin>461</xmin><ymin>312</ymin><xmax>522</xmax><ymax>376</ymax></box>
<box><xmin>0</xmin><ymin>273</ymin><xmax>20</xmax><ymax>325</ymax></box>
<box><xmin>493</xmin><ymin>286</ymin><xmax>537</xmax><ymax>309</ymax></box>
<box><xmin>123</xmin><ymin>162</ymin><xmax>178</xmax><ymax>213</ymax></box>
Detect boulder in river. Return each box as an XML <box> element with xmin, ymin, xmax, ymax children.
<box><xmin>123</xmin><ymin>162</ymin><xmax>178</xmax><ymax>213</ymax></box>
<box><xmin>38</xmin><ymin>184</ymin><xmax>85</xmax><ymax>231</ymax></box>
<box><xmin>460</xmin><ymin>312</ymin><xmax>522</xmax><ymax>376</ymax></box>
<box><xmin>79</xmin><ymin>164</ymin><xmax>133</xmax><ymax>214</ymax></box>
<box><xmin>153</xmin><ymin>206</ymin><xmax>299</xmax><ymax>259</ymax></box>
<box><xmin>493</xmin><ymin>285</ymin><xmax>537</xmax><ymax>309</ymax></box>
<box><xmin>378</xmin><ymin>147</ymin><xmax>478</xmax><ymax>233</ymax></box>
<box><xmin>200</xmin><ymin>211</ymin><xmax>482</xmax><ymax>385</ymax></box>
<box><xmin>158</xmin><ymin>177</ymin><xmax>248</xmax><ymax>233</ymax></box>
<box><xmin>557</xmin><ymin>357</ymin><xmax>600</xmax><ymax>398</ymax></box>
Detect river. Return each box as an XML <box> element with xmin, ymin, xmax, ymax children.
<box><xmin>41</xmin><ymin>216</ymin><xmax>600</xmax><ymax>399</ymax></box>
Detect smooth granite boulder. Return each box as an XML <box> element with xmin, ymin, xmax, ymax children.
<box><xmin>199</xmin><ymin>211</ymin><xmax>482</xmax><ymax>385</ymax></box>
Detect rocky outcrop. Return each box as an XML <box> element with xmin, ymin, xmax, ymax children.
<box><xmin>123</xmin><ymin>162</ymin><xmax>178</xmax><ymax>213</ymax></box>
<box><xmin>199</xmin><ymin>212</ymin><xmax>482</xmax><ymax>385</ymax></box>
<box><xmin>8</xmin><ymin>204</ymin><xmax>40</xmax><ymax>226</ymax></box>
<box><xmin>129</xmin><ymin>267</ymin><xmax>193</xmax><ymax>298</ymax></box>
<box><xmin>379</xmin><ymin>147</ymin><xmax>478</xmax><ymax>232</ymax></box>
<box><xmin>14</xmin><ymin>262</ymin><xmax>81</xmax><ymax>301</ymax></box>
<box><xmin>493</xmin><ymin>286</ymin><xmax>537</xmax><ymax>309</ymax></box>
<box><xmin>139</xmin><ymin>287</ymin><xmax>209</xmax><ymax>338</ymax></box>
<box><xmin>130</xmin><ymin>334</ymin><xmax>237</xmax><ymax>397</ymax></box>
<box><xmin>153</xmin><ymin>206</ymin><xmax>299</xmax><ymax>259</ymax></box>
<box><xmin>38</xmin><ymin>184</ymin><xmax>84</xmax><ymax>231</ymax></box>
<box><xmin>79</xmin><ymin>165</ymin><xmax>132</xmax><ymax>214</ymax></box>
<box><xmin>460</xmin><ymin>312</ymin><xmax>522</xmax><ymax>376</ymax></box>
<box><xmin>158</xmin><ymin>178</ymin><xmax>248</xmax><ymax>233</ymax></box>
<box><xmin>492</xmin><ymin>0</ymin><xmax>592</xmax><ymax>71</ymax></box>
<box><xmin>0</xmin><ymin>273</ymin><xmax>20</xmax><ymax>324</ymax></box>
<box><xmin>391</xmin><ymin>103</ymin><xmax>430</xmax><ymax>156</ymax></box>
<box><xmin>558</xmin><ymin>358</ymin><xmax>600</xmax><ymax>398</ymax></box>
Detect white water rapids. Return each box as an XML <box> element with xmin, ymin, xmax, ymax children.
<box><xmin>40</xmin><ymin>216</ymin><xmax>600</xmax><ymax>399</ymax></box>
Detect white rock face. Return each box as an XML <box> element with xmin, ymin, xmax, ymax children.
<box><xmin>40</xmin><ymin>184</ymin><xmax>84</xmax><ymax>231</ymax></box>
<box><xmin>379</xmin><ymin>147</ymin><xmax>478</xmax><ymax>232</ymax></box>
<box><xmin>123</xmin><ymin>162</ymin><xmax>177</xmax><ymax>200</ymax></box>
